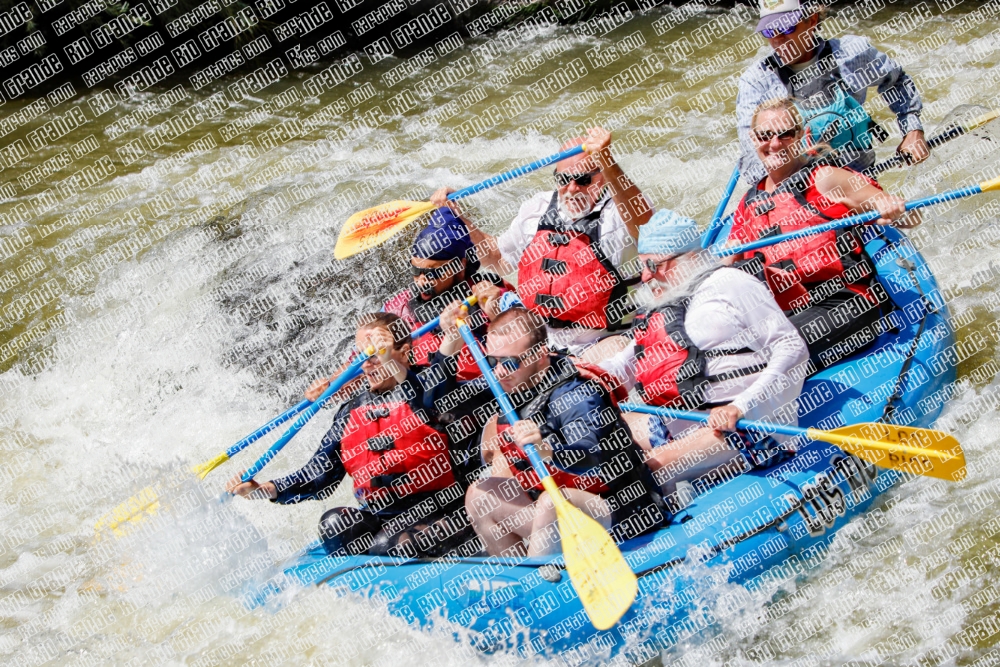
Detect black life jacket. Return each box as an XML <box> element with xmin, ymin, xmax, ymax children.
<box><xmin>482</xmin><ymin>356</ymin><xmax>652</xmax><ymax>503</ymax></box>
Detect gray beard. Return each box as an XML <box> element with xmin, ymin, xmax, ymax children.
<box><xmin>558</xmin><ymin>187</ymin><xmax>607</xmax><ymax>221</ymax></box>
<box><xmin>639</xmin><ymin>254</ymin><xmax>721</xmax><ymax>310</ymax></box>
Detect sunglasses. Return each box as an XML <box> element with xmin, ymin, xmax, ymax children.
<box><xmin>644</xmin><ymin>258</ymin><xmax>668</xmax><ymax>274</ymax></box>
<box><xmin>410</xmin><ymin>258</ymin><xmax>464</xmax><ymax>281</ymax></box>
<box><xmin>761</xmin><ymin>23</ymin><xmax>799</xmax><ymax>39</ymax></box>
<box><xmin>754</xmin><ymin>128</ymin><xmax>799</xmax><ymax>143</ymax></box>
<box><xmin>554</xmin><ymin>169</ymin><xmax>599</xmax><ymax>188</ymax></box>
<box><xmin>485</xmin><ymin>353</ymin><xmax>531</xmax><ymax>372</ymax></box>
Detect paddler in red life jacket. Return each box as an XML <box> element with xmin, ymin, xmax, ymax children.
<box><xmin>598</xmin><ymin>210</ymin><xmax>810</xmax><ymax>503</ymax></box>
<box><xmin>730</xmin><ymin>98</ymin><xmax>921</xmax><ymax>369</ymax></box>
<box><xmin>435</xmin><ymin>305</ymin><xmax>666</xmax><ymax>557</ymax></box>
<box><xmin>381</xmin><ymin>206</ymin><xmax>509</xmax><ymax>380</ymax></box>
<box><xmin>429</xmin><ymin>126</ymin><xmax>653</xmax><ymax>359</ymax></box>
<box><xmin>225</xmin><ymin>313</ymin><xmax>476</xmax><ymax>559</ymax></box>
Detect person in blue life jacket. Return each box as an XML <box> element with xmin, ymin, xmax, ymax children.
<box><xmin>429</xmin><ymin>127</ymin><xmax>653</xmax><ymax>359</ymax></box>
<box><xmin>433</xmin><ymin>304</ymin><xmax>667</xmax><ymax>557</ymax></box>
<box><xmin>382</xmin><ymin>207</ymin><xmax>511</xmax><ymax>376</ymax></box>
<box><xmin>597</xmin><ymin>210</ymin><xmax>810</xmax><ymax>501</ymax></box>
<box><xmin>736</xmin><ymin>0</ymin><xmax>929</xmax><ymax>183</ymax></box>
<box><xmin>225</xmin><ymin>313</ymin><xmax>477</xmax><ymax>559</ymax></box>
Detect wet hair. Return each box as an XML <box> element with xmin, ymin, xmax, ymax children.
<box><xmin>489</xmin><ymin>307</ymin><xmax>547</xmax><ymax>351</ymax></box>
<box><xmin>357</xmin><ymin>312</ymin><xmax>412</xmax><ymax>348</ymax></box>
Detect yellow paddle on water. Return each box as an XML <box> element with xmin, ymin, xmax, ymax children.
<box><xmin>457</xmin><ymin>317</ymin><xmax>637</xmax><ymax>630</ymax></box>
<box><xmin>334</xmin><ymin>145</ymin><xmax>588</xmax><ymax>259</ymax></box>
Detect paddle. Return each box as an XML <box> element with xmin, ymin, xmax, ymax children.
<box><xmin>867</xmin><ymin>109</ymin><xmax>1000</xmax><ymax>176</ymax></box>
<box><xmin>235</xmin><ymin>295</ymin><xmax>479</xmax><ymax>485</ymax></box>
<box><xmin>192</xmin><ymin>400</ymin><xmax>313</xmax><ymax>479</ymax></box>
<box><xmin>619</xmin><ymin>403</ymin><xmax>966</xmax><ymax>482</ymax></box>
<box><xmin>236</xmin><ymin>352</ymin><xmax>372</xmax><ymax>485</ymax></box>
<box><xmin>95</xmin><ymin>299</ymin><xmax>476</xmax><ymax>538</ymax></box>
<box><xmin>334</xmin><ymin>145</ymin><xmax>587</xmax><ymax>259</ymax></box>
<box><xmin>717</xmin><ymin>174</ymin><xmax>1000</xmax><ymax>257</ymax></box>
<box><xmin>456</xmin><ymin>318</ymin><xmax>638</xmax><ymax>631</ymax></box>
<box><xmin>701</xmin><ymin>166</ymin><xmax>741</xmax><ymax>249</ymax></box>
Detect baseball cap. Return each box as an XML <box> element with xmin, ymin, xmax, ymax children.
<box><xmin>757</xmin><ymin>0</ymin><xmax>803</xmax><ymax>33</ymax></box>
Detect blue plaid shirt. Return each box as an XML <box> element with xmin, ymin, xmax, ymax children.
<box><xmin>736</xmin><ymin>35</ymin><xmax>924</xmax><ymax>183</ymax></box>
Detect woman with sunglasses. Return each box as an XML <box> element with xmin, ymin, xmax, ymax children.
<box><xmin>729</xmin><ymin>98</ymin><xmax>920</xmax><ymax>369</ymax></box>
<box><xmin>735</xmin><ymin>0</ymin><xmax>928</xmax><ymax>184</ymax></box>
<box><xmin>599</xmin><ymin>210</ymin><xmax>810</xmax><ymax>503</ymax></box>
<box><xmin>429</xmin><ymin>126</ymin><xmax>653</xmax><ymax>356</ymax></box>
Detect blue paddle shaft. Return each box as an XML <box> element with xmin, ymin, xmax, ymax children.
<box><xmin>702</xmin><ymin>167</ymin><xmax>741</xmax><ymax>249</ymax></box>
<box><xmin>225</xmin><ymin>399</ymin><xmax>312</xmax><ymax>459</ymax></box>
<box><xmin>241</xmin><ymin>354</ymin><xmax>369</xmax><ymax>482</ymax></box>
<box><xmin>238</xmin><ymin>303</ymin><xmax>469</xmax><ymax>483</ymax></box>
<box><xmin>457</xmin><ymin>323</ymin><xmax>552</xmax><ymax>478</ymax></box>
<box><xmin>446</xmin><ymin>145</ymin><xmax>586</xmax><ymax>201</ymax></box>
<box><xmin>717</xmin><ymin>182</ymin><xmax>985</xmax><ymax>257</ymax></box>
<box><xmin>619</xmin><ymin>402</ymin><xmax>804</xmax><ymax>438</ymax></box>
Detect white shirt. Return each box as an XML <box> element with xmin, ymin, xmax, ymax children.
<box><xmin>499</xmin><ymin>190</ymin><xmax>640</xmax><ymax>352</ymax></box>
<box><xmin>498</xmin><ymin>190</ymin><xmax>638</xmax><ymax>272</ymax></box>
<box><xmin>602</xmin><ymin>268</ymin><xmax>809</xmax><ymax>434</ymax></box>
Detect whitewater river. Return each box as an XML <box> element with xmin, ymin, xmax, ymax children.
<box><xmin>2</xmin><ymin>3</ymin><xmax>1000</xmax><ymax>665</ymax></box>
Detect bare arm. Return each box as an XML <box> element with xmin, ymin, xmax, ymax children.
<box><xmin>813</xmin><ymin>166</ymin><xmax>921</xmax><ymax>228</ymax></box>
<box><xmin>586</xmin><ymin>127</ymin><xmax>653</xmax><ymax>240</ymax></box>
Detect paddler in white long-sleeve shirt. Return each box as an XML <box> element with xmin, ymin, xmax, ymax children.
<box><xmin>599</xmin><ymin>210</ymin><xmax>810</xmax><ymax>499</ymax></box>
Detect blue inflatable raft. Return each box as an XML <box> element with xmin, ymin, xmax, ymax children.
<box><xmin>244</xmin><ymin>226</ymin><xmax>956</xmax><ymax>661</ymax></box>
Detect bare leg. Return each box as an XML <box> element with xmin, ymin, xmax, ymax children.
<box><xmin>465</xmin><ymin>477</ymin><xmax>535</xmax><ymax>557</ymax></box>
<box><xmin>578</xmin><ymin>334</ymin><xmax>631</xmax><ymax>365</ymax></box>
<box><xmin>527</xmin><ymin>488</ymin><xmax>612</xmax><ymax>557</ymax></box>
<box><xmin>646</xmin><ymin>427</ymin><xmax>747</xmax><ymax>498</ymax></box>
<box><xmin>622</xmin><ymin>412</ymin><xmax>652</xmax><ymax>451</ymax></box>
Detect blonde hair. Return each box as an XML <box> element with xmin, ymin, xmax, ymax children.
<box><xmin>751</xmin><ymin>98</ymin><xmax>804</xmax><ymax>133</ymax></box>
<box><xmin>751</xmin><ymin>98</ymin><xmax>837</xmax><ymax>164</ymax></box>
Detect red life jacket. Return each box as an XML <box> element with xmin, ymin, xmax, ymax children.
<box><xmin>339</xmin><ymin>399</ymin><xmax>456</xmax><ymax>503</ymax></box>
<box><xmin>633</xmin><ymin>271</ymin><xmax>767</xmax><ymax>408</ymax></box>
<box><xmin>516</xmin><ymin>193</ymin><xmax>635</xmax><ymax>330</ymax></box>
<box><xmin>484</xmin><ymin>359</ymin><xmax>631</xmax><ymax>496</ymax></box>
<box><xmin>731</xmin><ymin>163</ymin><xmax>878</xmax><ymax>309</ymax></box>
<box><xmin>382</xmin><ymin>282</ymin><xmax>488</xmax><ymax>381</ymax></box>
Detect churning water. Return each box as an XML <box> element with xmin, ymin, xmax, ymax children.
<box><xmin>2</xmin><ymin>3</ymin><xmax>1000</xmax><ymax>665</ymax></box>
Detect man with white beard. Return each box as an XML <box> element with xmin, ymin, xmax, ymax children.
<box><xmin>430</xmin><ymin>127</ymin><xmax>652</xmax><ymax>356</ymax></box>
<box><xmin>599</xmin><ymin>210</ymin><xmax>810</xmax><ymax>499</ymax></box>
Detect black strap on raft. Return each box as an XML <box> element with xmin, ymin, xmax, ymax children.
<box><xmin>876</xmin><ymin>232</ymin><xmax>933</xmax><ymax>423</ymax></box>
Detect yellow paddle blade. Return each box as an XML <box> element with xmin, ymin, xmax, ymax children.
<box><xmin>981</xmin><ymin>174</ymin><xmax>1000</xmax><ymax>194</ymax></box>
<box><xmin>807</xmin><ymin>423</ymin><xmax>966</xmax><ymax>481</ymax></box>
<box><xmin>540</xmin><ymin>477</ymin><xmax>637</xmax><ymax>630</ymax></box>
<box><xmin>93</xmin><ymin>485</ymin><xmax>161</xmax><ymax>540</ymax></box>
<box><xmin>334</xmin><ymin>200</ymin><xmax>436</xmax><ymax>259</ymax></box>
<box><xmin>966</xmin><ymin>109</ymin><xmax>1000</xmax><ymax>132</ymax></box>
<box><xmin>192</xmin><ymin>451</ymin><xmax>230</xmax><ymax>480</ymax></box>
